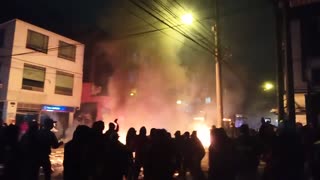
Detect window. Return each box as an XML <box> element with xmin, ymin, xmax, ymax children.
<box><xmin>55</xmin><ymin>71</ymin><xmax>74</xmax><ymax>96</ymax></box>
<box><xmin>58</xmin><ymin>41</ymin><xmax>76</xmax><ymax>61</ymax></box>
<box><xmin>312</xmin><ymin>68</ymin><xmax>320</xmax><ymax>86</ymax></box>
<box><xmin>26</xmin><ymin>30</ymin><xmax>49</xmax><ymax>53</ymax></box>
<box><xmin>302</xmin><ymin>16</ymin><xmax>320</xmax><ymax>57</ymax></box>
<box><xmin>22</xmin><ymin>64</ymin><xmax>45</xmax><ymax>92</ymax></box>
<box><xmin>0</xmin><ymin>29</ymin><xmax>5</xmax><ymax>48</ymax></box>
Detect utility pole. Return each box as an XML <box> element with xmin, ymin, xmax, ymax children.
<box><xmin>274</xmin><ymin>0</ymin><xmax>285</xmax><ymax>122</ymax></box>
<box><xmin>282</xmin><ymin>0</ymin><xmax>296</xmax><ymax>126</ymax></box>
<box><xmin>213</xmin><ymin>0</ymin><xmax>223</xmax><ymax>128</ymax></box>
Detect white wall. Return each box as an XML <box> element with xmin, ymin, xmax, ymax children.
<box><xmin>6</xmin><ymin>19</ymin><xmax>84</xmax><ymax>107</ymax></box>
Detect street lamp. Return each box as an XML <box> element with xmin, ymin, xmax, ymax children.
<box><xmin>181</xmin><ymin>13</ymin><xmax>193</xmax><ymax>25</ymax></box>
<box><xmin>263</xmin><ymin>82</ymin><xmax>275</xmax><ymax>91</ymax></box>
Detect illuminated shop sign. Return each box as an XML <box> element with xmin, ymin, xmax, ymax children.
<box><xmin>42</xmin><ymin>105</ymin><xmax>74</xmax><ymax>112</ymax></box>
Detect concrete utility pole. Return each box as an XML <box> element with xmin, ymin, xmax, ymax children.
<box><xmin>213</xmin><ymin>0</ymin><xmax>223</xmax><ymax>128</ymax></box>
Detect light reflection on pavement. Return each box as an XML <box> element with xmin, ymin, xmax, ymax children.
<box><xmin>40</xmin><ymin>148</ymin><xmax>64</xmax><ymax>180</ymax></box>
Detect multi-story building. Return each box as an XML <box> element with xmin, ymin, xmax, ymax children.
<box><xmin>0</xmin><ymin>19</ymin><xmax>84</xmax><ymax>135</ymax></box>
<box><xmin>286</xmin><ymin>0</ymin><xmax>320</xmax><ymax>126</ymax></box>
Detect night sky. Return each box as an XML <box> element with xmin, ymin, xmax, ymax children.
<box><xmin>0</xmin><ymin>0</ymin><xmax>277</xmax><ymax>76</ymax></box>
<box><xmin>0</xmin><ymin>0</ymin><xmax>278</xmax><ymax>119</ymax></box>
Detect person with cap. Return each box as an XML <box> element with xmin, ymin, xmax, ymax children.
<box><xmin>37</xmin><ymin>118</ymin><xmax>63</xmax><ymax>180</ymax></box>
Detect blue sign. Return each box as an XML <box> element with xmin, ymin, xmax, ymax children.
<box><xmin>42</xmin><ymin>105</ymin><xmax>74</xmax><ymax>112</ymax></box>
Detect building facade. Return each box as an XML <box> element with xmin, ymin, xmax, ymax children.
<box><xmin>0</xmin><ymin>19</ymin><xmax>84</xmax><ymax>136</ymax></box>
<box><xmin>287</xmin><ymin>1</ymin><xmax>320</xmax><ymax>126</ymax></box>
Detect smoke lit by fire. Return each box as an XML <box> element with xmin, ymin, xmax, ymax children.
<box><xmin>69</xmin><ymin>0</ymin><xmax>257</xmax><ymax>146</ymax></box>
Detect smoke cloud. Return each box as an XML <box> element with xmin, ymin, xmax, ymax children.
<box><xmin>75</xmin><ymin>0</ymin><xmax>259</xmax><ymax>142</ymax></box>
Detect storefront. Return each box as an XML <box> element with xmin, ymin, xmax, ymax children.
<box><xmin>40</xmin><ymin>105</ymin><xmax>75</xmax><ymax>139</ymax></box>
<box><xmin>14</xmin><ymin>103</ymin><xmax>75</xmax><ymax>139</ymax></box>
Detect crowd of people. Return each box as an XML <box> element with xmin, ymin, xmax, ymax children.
<box><xmin>207</xmin><ymin>119</ymin><xmax>320</xmax><ymax>180</ymax></box>
<box><xmin>0</xmin><ymin>118</ymin><xmax>63</xmax><ymax>180</ymax></box>
<box><xmin>63</xmin><ymin>119</ymin><xmax>206</xmax><ymax>180</ymax></box>
<box><xmin>0</xmin><ymin>118</ymin><xmax>320</xmax><ymax>180</ymax></box>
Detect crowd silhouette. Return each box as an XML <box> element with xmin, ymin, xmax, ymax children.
<box><xmin>0</xmin><ymin>118</ymin><xmax>63</xmax><ymax>180</ymax></box>
<box><xmin>0</xmin><ymin>117</ymin><xmax>320</xmax><ymax>180</ymax></box>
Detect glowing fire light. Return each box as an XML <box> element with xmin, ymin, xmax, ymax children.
<box><xmin>118</xmin><ymin>131</ymin><xmax>127</xmax><ymax>144</ymax></box>
<box><xmin>193</xmin><ymin>116</ymin><xmax>205</xmax><ymax>121</ymax></box>
<box><xmin>193</xmin><ymin>123</ymin><xmax>211</xmax><ymax>148</ymax></box>
<box><xmin>223</xmin><ymin>118</ymin><xmax>231</xmax><ymax>122</ymax></box>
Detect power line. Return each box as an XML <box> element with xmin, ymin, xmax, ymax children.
<box><xmin>119</xmin><ymin>15</ymin><xmax>214</xmax><ymax>40</ymax></box>
<box><xmin>170</xmin><ymin>0</ymin><xmax>213</xmax><ymax>37</ymax></box>
<box><xmin>11</xmin><ymin>57</ymin><xmax>83</xmax><ymax>76</ymax></box>
<box><xmin>150</xmin><ymin>0</ymin><xmax>213</xmax><ymax>48</ymax></box>
<box><xmin>0</xmin><ymin>15</ymin><xmax>214</xmax><ymax>58</ymax></box>
<box><xmin>144</xmin><ymin>0</ymin><xmax>212</xmax><ymax>48</ymax></box>
<box><xmin>129</xmin><ymin>0</ymin><xmax>247</xmax><ymax>85</ymax></box>
<box><xmin>119</xmin><ymin>10</ymin><xmax>186</xmax><ymax>39</ymax></box>
<box><xmin>129</xmin><ymin>0</ymin><xmax>215</xmax><ymax>55</ymax></box>
<box><xmin>0</xmin><ymin>43</ymin><xmax>83</xmax><ymax>58</ymax></box>
<box><xmin>125</xmin><ymin>8</ymin><xmax>208</xmax><ymax>54</ymax></box>
<box><xmin>169</xmin><ymin>0</ymin><xmax>216</xmax><ymax>47</ymax></box>
<box><xmin>139</xmin><ymin>1</ymin><xmax>191</xmax><ymax>38</ymax></box>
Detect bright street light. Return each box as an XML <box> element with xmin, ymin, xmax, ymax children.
<box><xmin>181</xmin><ymin>13</ymin><xmax>193</xmax><ymax>25</ymax></box>
<box><xmin>176</xmin><ymin>100</ymin><xmax>182</xmax><ymax>105</ymax></box>
<box><xmin>263</xmin><ymin>82</ymin><xmax>274</xmax><ymax>91</ymax></box>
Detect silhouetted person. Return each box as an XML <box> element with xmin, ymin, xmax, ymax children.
<box><xmin>146</xmin><ymin>129</ymin><xmax>175</xmax><ymax>180</ymax></box>
<box><xmin>173</xmin><ymin>130</ymin><xmax>183</xmax><ymax>177</ymax></box>
<box><xmin>270</xmin><ymin>122</ymin><xmax>304</xmax><ymax>180</ymax></box>
<box><xmin>37</xmin><ymin>118</ymin><xmax>63</xmax><ymax>180</ymax></box>
<box><xmin>2</xmin><ymin>124</ymin><xmax>20</xmax><ymax>180</ymax></box>
<box><xmin>143</xmin><ymin>128</ymin><xmax>157</xmax><ymax>180</ymax></box>
<box><xmin>64</xmin><ymin>125</ymin><xmax>92</xmax><ymax>180</ymax></box>
<box><xmin>0</xmin><ymin>121</ymin><xmax>6</xmax><ymax>169</ymax></box>
<box><xmin>311</xmin><ymin>128</ymin><xmax>320</xmax><ymax>180</ymax></box>
<box><xmin>301</xmin><ymin>123</ymin><xmax>317</xmax><ymax>177</ymax></box>
<box><xmin>104</xmin><ymin>132</ymin><xmax>131</xmax><ymax>180</ymax></box>
<box><xmin>125</xmin><ymin>127</ymin><xmax>136</xmax><ymax>179</ymax></box>
<box><xmin>20</xmin><ymin>120</ymin><xmax>40</xmax><ymax>180</ymax></box>
<box><xmin>235</xmin><ymin>124</ymin><xmax>261</xmax><ymax>180</ymax></box>
<box><xmin>104</xmin><ymin>119</ymin><xmax>119</xmax><ymax>140</ymax></box>
<box><xmin>180</xmin><ymin>131</ymin><xmax>193</xmax><ymax>179</ymax></box>
<box><xmin>91</xmin><ymin>121</ymin><xmax>106</xmax><ymax>180</ymax></box>
<box><xmin>190</xmin><ymin>131</ymin><xmax>205</xmax><ymax>180</ymax></box>
<box><xmin>209</xmin><ymin>128</ymin><xmax>235</xmax><ymax>180</ymax></box>
<box><xmin>259</xmin><ymin>117</ymin><xmax>273</xmax><ymax>144</ymax></box>
<box><xmin>259</xmin><ymin>121</ymin><xmax>276</xmax><ymax>180</ymax></box>
<box><xmin>134</xmin><ymin>126</ymin><xmax>148</xmax><ymax>180</ymax></box>
<box><xmin>126</xmin><ymin>127</ymin><xmax>136</xmax><ymax>152</ymax></box>
<box><xmin>92</xmin><ymin>120</ymin><xmax>105</xmax><ymax>135</ymax></box>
